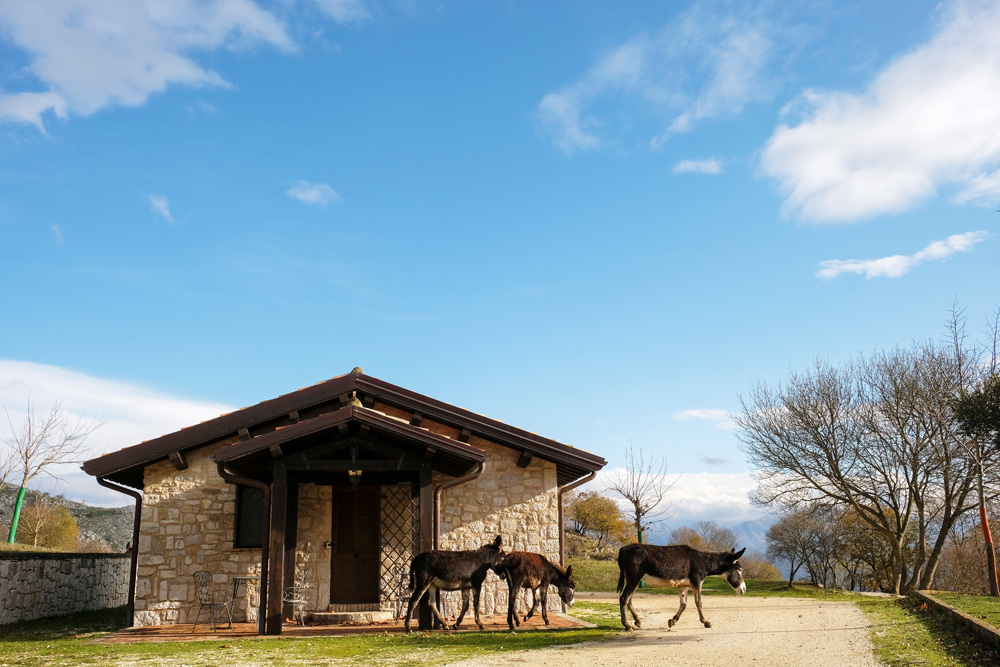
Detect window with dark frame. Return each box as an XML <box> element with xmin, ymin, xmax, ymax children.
<box><xmin>234</xmin><ymin>485</ymin><xmax>264</xmax><ymax>548</ymax></box>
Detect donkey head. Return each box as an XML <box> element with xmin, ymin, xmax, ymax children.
<box><xmin>483</xmin><ymin>535</ymin><xmax>505</xmax><ymax>569</ymax></box>
<box><xmin>725</xmin><ymin>547</ymin><xmax>747</xmax><ymax>595</ymax></box>
<box><xmin>557</xmin><ymin>564</ymin><xmax>576</xmax><ymax>607</ymax></box>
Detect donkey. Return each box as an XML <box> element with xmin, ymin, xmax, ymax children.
<box><xmin>495</xmin><ymin>551</ymin><xmax>575</xmax><ymax>631</ymax></box>
<box><xmin>404</xmin><ymin>535</ymin><xmax>505</xmax><ymax>632</ymax></box>
<box><xmin>616</xmin><ymin>543</ymin><xmax>746</xmax><ymax>631</ymax></box>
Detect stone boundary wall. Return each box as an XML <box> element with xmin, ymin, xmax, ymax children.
<box><xmin>914</xmin><ymin>590</ymin><xmax>1000</xmax><ymax>650</ymax></box>
<box><xmin>0</xmin><ymin>552</ymin><xmax>130</xmax><ymax>625</ymax></box>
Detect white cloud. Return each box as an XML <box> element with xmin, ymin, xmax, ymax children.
<box><xmin>817</xmin><ymin>230</ymin><xmax>989</xmax><ymax>279</ymax></box>
<box><xmin>591</xmin><ymin>470</ymin><xmax>762</xmax><ymax>527</ymax></box>
<box><xmin>147</xmin><ymin>194</ymin><xmax>175</xmax><ymax>224</ymax></box>
<box><xmin>673</xmin><ymin>159</ymin><xmax>723</xmax><ymax>175</ymax></box>
<box><xmin>50</xmin><ymin>225</ymin><xmax>64</xmax><ymax>244</ymax></box>
<box><xmin>0</xmin><ymin>359</ymin><xmax>233</xmax><ymax>505</ymax></box>
<box><xmin>671</xmin><ymin>408</ymin><xmax>738</xmax><ymax>430</ymax></box>
<box><xmin>762</xmin><ymin>0</ymin><xmax>1000</xmax><ymax>222</ymax></box>
<box><xmin>0</xmin><ymin>0</ymin><xmax>293</xmax><ymax>129</ymax></box>
<box><xmin>536</xmin><ymin>3</ymin><xmax>773</xmax><ymax>154</ymax></box>
<box><xmin>286</xmin><ymin>180</ymin><xmax>343</xmax><ymax>205</ymax></box>
<box><xmin>312</xmin><ymin>0</ymin><xmax>371</xmax><ymax>23</ymax></box>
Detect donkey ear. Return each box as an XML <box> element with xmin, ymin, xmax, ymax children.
<box><xmin>565</xmin><ymin>565</ymin><xmax>573</xmax><ymax>578</ymax></box>
<box><xmin>493</xmin><ymin>535</ymin><xmax>503</xmax><ymax>548</ymax></box>
<box><xmin>733</xmin><ymin>547</ymin><xmax>746</xmax><ymax>560</ymax></box>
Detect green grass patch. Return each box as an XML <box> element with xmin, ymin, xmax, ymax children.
<box><xmin>0</xmin><ymin>603</ymin><xmax>622</xmax><ymax>667</ymax></box>
<box><xmin>0</xmin><ymin>542</ymin><xmax>62</xmax><ymax>553</ymax></box>
<box><xmin>567</xmin><ymin>557</ymin><xmax>835</xmax><ymax>598</ymax></box>
<box><xmin>567</xmin><ymin>557</ymin><xmax>619</xmax><ymax>592</ymax></box>
<box><xmin>933</xmin><ymin>593</ymin><xmax>1000</xmax><ymax>630</ymax></box>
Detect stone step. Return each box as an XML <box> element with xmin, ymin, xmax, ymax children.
<box><xmin>308</xmin><ymin>610</ymin><xmax>396</xmax><ymax>625</ymax></box>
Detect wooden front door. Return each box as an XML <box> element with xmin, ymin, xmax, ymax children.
<box><xmin>330</xmin><ymin>486</ymin><xmax>380</xmax><ymax>604</ymax></box>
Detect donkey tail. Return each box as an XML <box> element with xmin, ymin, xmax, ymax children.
<box><xmin>615</xmin><ymin>547</ymin><xmax>626</xmax><ymax>593</ymax></box>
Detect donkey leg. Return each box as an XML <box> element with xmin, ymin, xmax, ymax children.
<box><xmin>472</xmin><ymin>585</ymin><xmax>486</xmax><ymax>630</ymax></box>
<box><xmin>506</xmin><ymin>578</ymin><xmax>520</xmax><ymax>631</ymax></box>
<box><xmin>668</xmin><ymin>587</ymin><xmax>688</xmax><ymax>628</ymax></box>
<box><xmin>452</xmin><ymin>588</ymin><xmax>471</xmax><ymax>630</ymax></box>
<box><xmin>523</xmin><ymin>588</ymin><xmax>538</xmax><ymax>622</ymax></box>
<box><xmin>539</xmin><ymin>588</ymin><xmax>550</xmax><ymax>626</ymax></box>
<box><xmin>404</xmin><ymin>580</ymin><xmax>433</xmax><ymax>633</ymax></box>
<box><xmin>693</xmin><ymin>584</ymin><xmax>711</xmax><ymax>628</ymax></box>
<box><xmin>619</xmin><ymin>575</ymin><xmax>642</xmax><ymax>631</ymax></box>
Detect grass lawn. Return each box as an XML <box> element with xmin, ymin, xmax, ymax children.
<box><xmin>8</xmin><ymin>567</ymin><xmax>1000</xmax><ymax>667</ymax></box>
<box><xmin>0</xmin><ymin>604</ymin><xmax>622</xmax><ymax>667</ymax></box>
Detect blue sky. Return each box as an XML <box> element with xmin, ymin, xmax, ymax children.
<box><xmin>1</xmin><ymin>0</ymin><xmax>998</xmax><ymax>533</ymax></box>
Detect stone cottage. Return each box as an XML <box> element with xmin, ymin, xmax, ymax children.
<box><xmin>83</xmin><ymin>369</ymin><xmax>606</xmax><ymax>634</ymax></box>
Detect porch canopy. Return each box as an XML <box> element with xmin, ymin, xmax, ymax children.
<box><xmin>214</xmin><ymin>404</ymin><xmax>491</xmax><ymax>635</ymax></box>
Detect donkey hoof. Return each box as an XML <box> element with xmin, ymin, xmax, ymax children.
<box><xmin>668</xmin><ymin>619</ymin><xmax>676</xmax><ymax>628</ymax></box>
<box><xmin>635</xmin><ymin>620</ymin><xmax>642</xmax><ymax>629</ymax></box>
<box><xmin>703</xmin><ymin>621</ymin><xmax>712</xmax><ymax>629</ymax></box>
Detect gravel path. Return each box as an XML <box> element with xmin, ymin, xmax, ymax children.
<box><xmin>452</xmin><ymin>593</ymin><xmax>881</xmax><ymax>667</ymax></box>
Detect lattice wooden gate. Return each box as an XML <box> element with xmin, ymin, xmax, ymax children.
<box><xmin>380</xmin><ymin>483</ymin><xmax>420</xmax><ymax>617</ymax></box>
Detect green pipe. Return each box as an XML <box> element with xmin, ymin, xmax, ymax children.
<box><xmin>7</xmin><ymin>485</ymin><xmax>27</xmax><ymax>544</ymax></box>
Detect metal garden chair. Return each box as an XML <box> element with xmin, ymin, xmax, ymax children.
<box><xmin>283</xmin><ymin>584</ymin><xmax>310</xmax><ymax>627</ymax></box>
<box><xmin>193</xmin><ymin>570</ymin><xmax>235</xmax><ymax>631</ymax></box>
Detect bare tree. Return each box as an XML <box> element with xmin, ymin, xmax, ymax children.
<box><xmin>4</xmin><ymin>400</ymin><xmax>103</xmax><ymax>544</ymax></box>
<box><xmin>606</xmin><ymin>446</ymin><xmax>676</xmax><ymax>541</ymax></box>
<box><xmin>0</xmin><ymin>439</ymin><xmax>14</xmax><ymax>492</ymax></box>
<box><xmin>766</xmin><ymin>510</ymin><xmax>814</xmax><ymax>588</ymax></box>
<box><xmin>737</xmin><ymin>326</ymin><xmax>999</xmax><ymax>594</ymax></box>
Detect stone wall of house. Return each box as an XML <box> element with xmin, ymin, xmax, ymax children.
<box><xmin>436</xmin><ymin>436</ymin><xmax>562</xmax><ymax>618</ymax></box>
<box><xmin>0</xmin><ymin>553</ymin><xmax>130</xmax><ymax>625</ymax></box>
<box><xmin>136</xmin><ymin>443</ymin><xmax>261</xmax><ymax>627</ymax></box>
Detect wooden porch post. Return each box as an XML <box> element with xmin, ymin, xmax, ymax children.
<box><xmin>418</xmin><ymin>463</ymin><xmax>434</xmax><ymax>630</ymax></box>
<box><xmin>282</xmin><ymin>475</ymin><xmax>299</xmax><ymax>621</ymax></box>
<box><xmin>266</xmin><ymin>460</ymin><xmax>288</xmax><ymax>635</ymax></box>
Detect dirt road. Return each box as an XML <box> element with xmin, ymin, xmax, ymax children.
<box><xmin>453</xmin><ymin>592</ymin><xmax>881</xmax><ymax>667</ymax></box>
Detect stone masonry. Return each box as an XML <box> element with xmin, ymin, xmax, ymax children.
<box><xmin>136</xmin><ymin>442</ymin><xmax>261</xmax><ymax>627</ymax></box>
<box><xmin>0</xmin><ymin>553</ymin><xmax>130</xmax><ymax>625</ymax></box>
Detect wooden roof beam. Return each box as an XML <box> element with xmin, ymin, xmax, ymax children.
<box><xmin>168</xmin><ymin>451</ymin><xmax>188</xmax><ymax>471</ymax></box>
<box><xmin>517</xmin><ymin>450</ymin><xmax>534</xmax><ymax>468</ymax></box>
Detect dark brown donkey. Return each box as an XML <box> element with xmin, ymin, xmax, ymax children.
<box><xmin>616</xmin><ymin>543</ymin><xmax>746</xmax><ymax>631</ymax></box>
<box><xmin>404</xmin><ymin>535</ymin><xmax>505</xmax><ymax>632</ymax></box>
<box><xmin>496</xmin><ymin>551</ymin><xmax>575</xmax><ymax>631</ymax></box>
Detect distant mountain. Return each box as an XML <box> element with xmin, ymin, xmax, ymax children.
<box><xmin>730</xmin><ymin>516</ymin><xmax>774</xmax><ymax>556</ymax></box>
<box><xmin>0</xmin><ymin>484</ymin><xmax>134</xmax><ymax>552</ymax></box>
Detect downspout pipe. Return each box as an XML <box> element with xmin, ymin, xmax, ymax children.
<box><xmin>217</xmin><ymin>462</ymin><xmax>270</xmax><ymax>635</ymax></box>
<box><xmin>96</xmin><ymin>477</ymin><xmax>142</xmax><ymax>628</ymax></box>
<box><xmin>434</xmin><ymin>460</ymin><xmax>486</xmax><ymax>550</ymax></box>
<box><xmin>558</xmin><ymin>471</ymin><xmax>597</xmax><ymax>568</ymax></box>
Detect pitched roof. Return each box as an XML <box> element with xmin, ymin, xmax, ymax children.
<box><xmin>82</xmin><ymin>369</ymin><xmax>606</xmax><ymax>488</ymax></box>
